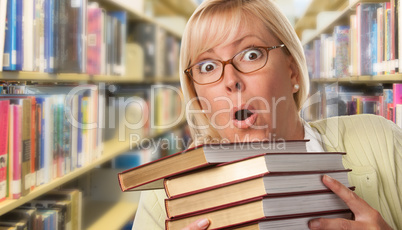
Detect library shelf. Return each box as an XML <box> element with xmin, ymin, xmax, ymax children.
<box><xmin>294</xmin><ymin>0</ymin><xmax>345</xmax><ymax>36</ymax></box>
<box><xmin>300</xmin><ymin>0</ymin><xmax>389</xmax><ymax>45</ymax></box>
<box><xmin>310</xmin><ymin>75</ymin><xmax>402</xmax><ymax>84</ymax></box>
<box><xmin>97</xmin><ymin>0</ymin><xmax>196</xmax><ymax>38</ymax></box>
<box><xmin>0</xmin><ymin>71</ymin><xmax>180</xmax><ymax>84</ymax></box>
<box><xmin>0</xmin><ymin>120</ymin><xmax>187</xmax><ymax>216</ymax></box>
<box><xmin>83</xmin><ymin>200</ymin><xmax>138</xmax><ymax>230</ymax></box>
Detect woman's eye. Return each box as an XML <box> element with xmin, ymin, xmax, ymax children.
<box><xmin>242</xmin><ymin>49</ymin><xmax>263</xmax><ymax>61</ymax></box>
<box><xmin>199</xmin><ymin>61</ymin><xmax>217</xmax><ymax>73</ymax></box>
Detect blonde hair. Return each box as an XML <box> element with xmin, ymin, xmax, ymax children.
<box><xmin>180</xmin><ymin>0</ymin><xmax>309</xmax><ymax>143</ymax></box>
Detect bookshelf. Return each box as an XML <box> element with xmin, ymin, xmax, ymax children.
<box><xmin>0</xmin><ymin>71</ymin><xmax>180</xmax><ymax>84</ymax></box>
<box><xmin>0</xmin><ymin>0</ymin><xmax>196</xmax><ymax>228</ymax></box>
<box><xmin>300</xmin><ymin>0</ymin><xmax>389</xmax><ymax>45</ymax></box>
<box><xmin>0</xmin><ymin>120</ymin><xmax>186</xmax><ymax>216</ymax></box>
<box><xmin>297</xmin><ymin>0</ymin><xmax>402</xmax><ymax>122</ymax></box>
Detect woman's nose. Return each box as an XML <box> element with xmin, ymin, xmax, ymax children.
<box><xmin>223</xmin><ymin>64</ymin><xmax>244</xmax><ymax>93</ymax></box>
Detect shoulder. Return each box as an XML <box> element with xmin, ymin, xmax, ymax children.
<box><xmin>308</xmin><ymin>114</ymin><xmax>399</xmax><ymax>152</ymax></box>
<box><xmin>309</xmin><ymin>114</ymin><xmax>395</xmax><ymax>136</ymax></box>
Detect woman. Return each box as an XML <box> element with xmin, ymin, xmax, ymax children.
<box><xmin>133</xmin><ymin>0</ymin><xmax>402</xmax><ymax>229</ymax></box>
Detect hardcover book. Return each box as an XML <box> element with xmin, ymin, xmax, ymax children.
<box><xmin>165</xmin><ymin>170</ymin><xmax>351</xmax><ymax>218</ymax></box>
<box><xmin>0</xmin><ymin>0</ymin><xmax>8</xmax><ymax>71</ymax></box>
<box><xmin>228</xmin><ymin>211</ymin><xmax>353</xmax><ymax>230</ymax></box>
<box><xmin>0</xmin><ymin>100</ymin><xmax>9</xmax><ymax>202</ymax></box>
<box><xmin>118</xmin><ymin>140</ymin><xmax>310</xmax><ymax>192</ymax></box>
<box><xmin>165</xmin><ymin>192</ymin><xmax>350</xmax><ymax>230</ymax></box>
<box><xmin>9</xmin><ymin>98</ymin><xmax>31</xmax><ymax>197</ymax></box>
<box><xmin>3</xmin><ymin>0</ymin><xmax>17</xmax><ymax>70</ymax></box>
<box><xmin>163</xmin><ymin>152</ymin><xmax>346</xmax><ymax>198</ymax></box>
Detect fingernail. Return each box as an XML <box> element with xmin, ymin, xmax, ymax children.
<box><xmin>197</xmin><ymin>218</ymin><xmax>209</xmax><ymax>228</ymax></box>
<box><xmin>324</xmin><ymin>174</ymin><xmax>334</xmax><ymax>182</ymax></box>
<box><xmin>309</xmin><ymin>219</ymin><xmax>320</xmax><ymax>229</ymax></box>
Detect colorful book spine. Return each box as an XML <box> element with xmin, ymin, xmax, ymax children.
<box><xmin>87</xmin><ymin>5</ymin><xmax>103</xmax><ymax>75</ymax></box>
<box><xmin>45</xmin><ymin>0</ymin><xmax>55</xmax><ymax>73</ymax></box>
<box><xmin>333</xmin><ymin>26</ymin><xmax>350</xmax><ymax>78</ymax></box>
<box><xmin>0</xmin><ymin>0</ymin><xmax>8</xmax><ymax>71</ymax></box>
<box><xmin>15</xmin><ymin>0</ymin><xmax>23</xmax><ymax>70</ymax></box>
<box><xmin>0</xmin><ymin>100</ymin><xmax>10</xmax><ymax>202</ymax></box>
<box><xmin>393</xmin><ymin>84</ymin><xmax>402</xmax><ymax>122</ymax></box>
<box><xmin>3</xmin><ymin>0</ymin><xmax>17</xmax><ymax>70</ymax></box>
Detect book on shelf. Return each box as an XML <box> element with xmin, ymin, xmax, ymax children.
<box><xmin>86</xmin><ymin>3</ymin><xmax>105</xmax><ymax>75</ymax></box>
<box><xmin>0</xmin><ymin>0</ymin><xmax>7</xmax><ymax>71</ymax></box>
<box><xmin>3</xmin><ymin>0</ymin><xmax>17</xmax><ymax>70</ymax></box>
<box><xmin>9</xmin><ymin>98</ymin><xmax>31</xmax><ymax>197</ymax></box>
<box><xmin>117</xmin><ymin>140</ymin><xmax>310</xmax><ymax>191</ymax></box>
<box><xmin>165</xmin><ymin>192</ymin><xmax>351</xmax><ymax>230</ymax></box>
<box><xmin>230</xmin><ymin>211</ymin><xmax>353</xmax><ymax>230</ymax></box>
<box><xmin>8</xmin><ymin>103</ymin><xmax>22</xmax><ymax>199</ymax></box>
<box><xmin>46</xmin><ymin>189</ymin><xmax>83</xmax><ymax>230</ymax></box>
<box><xmin>393</xmin><ymin>84</ymin><xmax>402</xmax><ymax>122</ymax></box>
<box><xmin>163</xmin><ymin>151</ymin><xmax>346</xmax><ymax>198</ymax></box>
<box><xmin>0</xmin><ymin>100</ymin><xmax>9</xmax><ymax>202</ymax></box>
<box><xmin>165</xmin><ymin>170</ymin><xmax>351</xmax><ymax>218</ymax></box>
<box><xmin>108</xmin><ymin>11</ymin><xmax>127</xmax><ymax>76</ymax></box>
<box><xmin>23</xmin><ymin>199</ymin><xmax>72</xmax><ymax>230</ymax></box>
<box><xmin>0</xmin><ymin>207</ymin><xmax>36</xmax><ymax>230</ymax></box>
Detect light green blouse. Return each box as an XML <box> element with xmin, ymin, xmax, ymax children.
<box><xmin>132</xmin><ymin>114</ymin><xmax>402</xmax><ymax>230</ymax></box>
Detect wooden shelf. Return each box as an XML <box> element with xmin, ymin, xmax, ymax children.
<box><xmin>97</xmin><ymin>0</ymin><xmax>196</xmax><ymax>38</ymax></box>
<box><xmin>299</xmin><ymin>0</ymin><xmax>389</xmax><ymax>45</ymax></box>
<box><xmin>0</xmin><ymin>71</ymin><xmax>180</xmax><ymax>84</ymax></box>
<box><xmin>294</xmin><ymin>0</ymin><xmax>346</xmax><ymax>36</ymax></box>
<box><xmin>310</xmin><ymin>75</ymin><xmax>402</xmax><ymax>84</ymax></box>
<box><xmin>0</xmin><ymin>120</ymin><xmax>187</xmax><ymax>216</ymax></box>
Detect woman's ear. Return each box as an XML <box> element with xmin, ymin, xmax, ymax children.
<box><xmin>288</xmin><ymin>56</ymin><xmax>300</xmax><ymax>93</ymax></box>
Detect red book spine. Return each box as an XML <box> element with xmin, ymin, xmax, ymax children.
<box><xmin>393</xmin><ymin>84</ymin><xmax>402</xmax><ymax>122</ymax></box>
<box><xmin>87</xmin><ymin>6</ymin><xmax>102</xmax><ymax>75</ymax></box>
<box><xmin>0</xmin><ymin>100</ymin><xmax>10</xmax><ymax>202</ymax></box>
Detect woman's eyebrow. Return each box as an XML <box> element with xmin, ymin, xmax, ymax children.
<box><xmin>206</xmin><ymin>35</ymin><xmax>266</xmax><ymax>54</ymax></box>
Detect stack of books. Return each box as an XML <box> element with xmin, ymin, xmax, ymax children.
<box><xmin>118</xmin><ymin>140</ymin><xmax>353</xmax><ymax>229</ymax></box>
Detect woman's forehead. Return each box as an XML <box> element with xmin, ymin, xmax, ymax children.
<box><xmin>188</xmin><ymin>12</ymin><xmax>271</xmax><ymax>61</ymax></box>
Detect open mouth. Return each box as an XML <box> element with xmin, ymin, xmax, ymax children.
<box><xmin>232</xmin><ymin>106</ymin><xmax>258</xmax><ymax>129</ymax></box>
<box><xmin>234</xmin><ymin>109</ymin><xmax>254</xmax><ymax>121</ymax></box>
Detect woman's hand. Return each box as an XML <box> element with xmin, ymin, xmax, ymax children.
<box><xmin>182</xmin><ymin>218</ymin><xmax>210</xmax><ymax>230</ymax></box>
<box><xmin>308</xmin><ymin>175</ymin><xmax>393</xmax><ymax>230</ymax></box>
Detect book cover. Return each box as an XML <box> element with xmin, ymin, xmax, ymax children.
<box><xmin>118</xmin><ymin>140</ymin><xmax>310</xmax><ymax>192</ymax></box>
<box><xmin>393</xmin><ymin>83</ymin><xmax>402</xmax><ymax>122</ymax></box>
<box><xmin>86</xmin><ymin>4</ymin><xmax>103</xmax><ymax>75</ymax></box>
<box><xmin>376</xmin><ymin>6</ymin><xmax>384</xmax><ymax>75</ymax></box>
<box><xmin>15</xmin><ymin>0</ymin><xmax>22</xmax><ymax>70</ymax></box>
<box><xmin>0</xmin><ymin>100</ymin><xmax>9</xmax><ymax>202</ymax></box>
<box><xmin>109</xmin><ymin>11</ymin><xmax>127</xmax><ymax>76</ymax></box>
<box><xmin>9</xmin><ymin>98</ymin><xmax>31</xmax><ymax>197</ymax></box>
<box><xmin>22</xmin><ymin>0</ymin><xmax>35</xmax><ymax>71</ymax></box>
<box><xmin>56</xmin><ymin>0</ymin><xmax>84</xmax><ymax>73</ymax></box>
<box><xmin>3</xmin><ymin>0</ymin><xmax>17</xmax><ymax>70</ymax></box>
<box><xmin>35</xmin><ymin>103</ymin><xmax>42</xmax><ymax>187</ymax></box>
<box><xmin>44</xmin><ymin>0</ymin><xmax>55</xmax><ymax>73</ymax></box>
<box><xmin>333</xmin><ymin>25</ymin><xmax>350</xmax><ymax>78</ymax></box>
<box><xmin>357</xmin><ymin>3</ymin><xmax>382</xmax><ymax>75</ymax></box>
<box><xmin>0</xmin><ymin>0</ymin><xmax>8</xmax><ymax>71</ymax></box>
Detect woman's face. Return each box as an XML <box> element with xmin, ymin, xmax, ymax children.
<box><xmin>192</xmin><ymin>20</ymin><xmax>301</xmax><ymax>142</ymax></box>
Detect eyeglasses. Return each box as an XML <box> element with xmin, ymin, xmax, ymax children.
<box><xmin>184</xmin><ymin>44</ymin><xmax>286</xmax><ymax>85</ymax></box>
